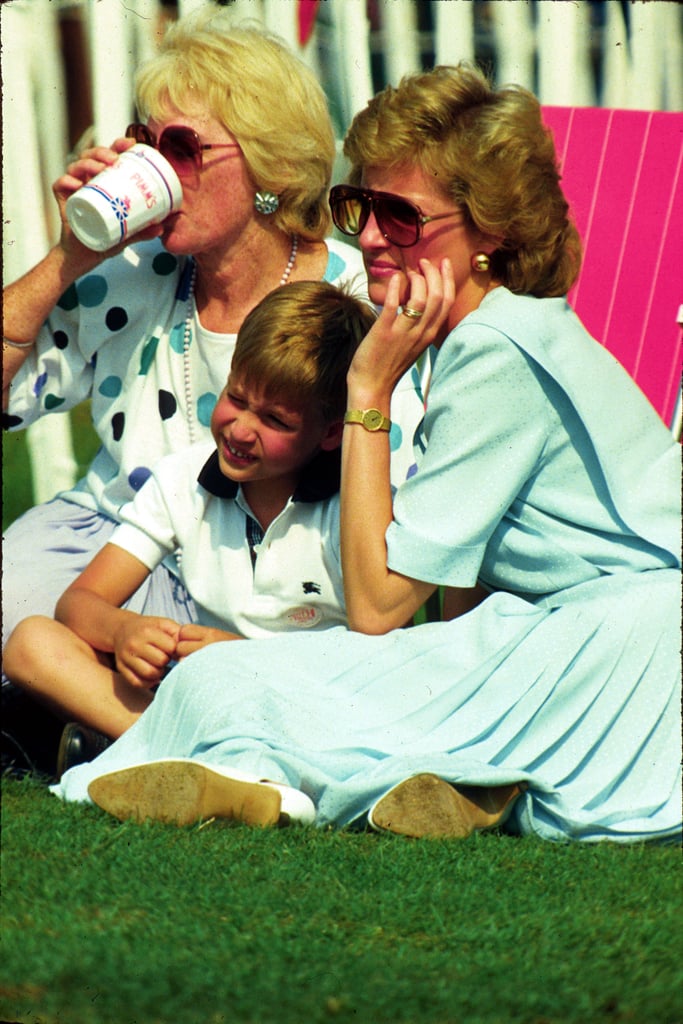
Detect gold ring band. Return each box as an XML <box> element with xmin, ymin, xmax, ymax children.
<box><xmin>402</xmin><ymin>306</ymin><xmax>424</xmax><ymax>320</ymax></box>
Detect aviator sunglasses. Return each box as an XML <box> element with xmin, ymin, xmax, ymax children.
<box><xmin>329</xmin><ymin>184</ymin><xmax>461</xmax><ymax>248</ymax></box>
<box><xmin>126</xmin><ymin>123</ymin><xmax>240</xmax><ymax>174</ymax></box>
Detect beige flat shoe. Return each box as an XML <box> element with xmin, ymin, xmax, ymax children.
<box><xmin>87</xmin><ymin>759</ymin><xmax>315</xmax><ymax>827</ymax></box>
<box><xmin>368</xmin><ymin>773</ymin><xmax>523</xmax><ymax>838</ymax></box>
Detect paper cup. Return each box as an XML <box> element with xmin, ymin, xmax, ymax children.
<box><xmin>65</xmin><ymin>144</ymin><xmax>183</xmax><ymax>252</ymax></box>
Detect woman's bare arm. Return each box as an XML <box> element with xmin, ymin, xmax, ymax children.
<box><xmin>341</xmin><ymin>261</ymin><xmax>455</xmax><ymax>634</ymax></box>
<box><xmin>3</xmin><ymin>138</ymin><xmax>160</xmax><ymax>406</ymax></box>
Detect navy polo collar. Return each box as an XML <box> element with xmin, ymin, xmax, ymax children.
<box><xmin>197</xmin><ymin>447</ymin><xmax>341</xmax><ymax>503</ymax></box>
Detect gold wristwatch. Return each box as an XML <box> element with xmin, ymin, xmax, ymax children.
<box><xmin>344</xmin><ymin>408</ymin><xmax>391</xmax><ymax>433</ymax></box>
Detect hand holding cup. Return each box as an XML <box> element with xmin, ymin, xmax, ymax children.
<box><xmin>65</xmin><ymin>144</ymin><xmax>182</xmax><ymax>252</ymax></box>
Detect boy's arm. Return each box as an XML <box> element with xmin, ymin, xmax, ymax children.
<box><xmin>56</xmin><ymin>543</ymin><xmax>180</xmax><ymax>686</ymax></box>
<box><xmin>56</xmin><ymin>543</ymin><xmax>152</xmax><ymax>650</ymax></box>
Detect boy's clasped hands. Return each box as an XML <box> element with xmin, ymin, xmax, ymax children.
<box><xmin>111</xmin><ymin>616</ymin><xmax>240</xmax><ymax>690</ymax></box>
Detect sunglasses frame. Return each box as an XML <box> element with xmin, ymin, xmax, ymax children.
<box><xmin>125</xmin><ymin>123</ymin><xmax>240</xmax><ymax>173</ymax></box>
<box><xmin>329</xmin><ymin>184</ymin><xmax>461</xmax><ymax>248</ymax></box>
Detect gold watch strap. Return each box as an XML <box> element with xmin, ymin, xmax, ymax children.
<box><xmin>344</xmin><ymin>408</ymin><xmax>391</xmax><ymax>432</ymax></box>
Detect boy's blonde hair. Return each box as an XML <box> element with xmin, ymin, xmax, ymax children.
<box><xmin>231</xmin><ymin>282</ymin><xmax>376</xmax><ymax>424</ymax></box>
<box><xmin>135</xmin><ymin>10</ymin><xmax>335</xmax><ymax>240</ymax></box>
<box><xmin>344</xmin><ymin>63</ymin><xmax>582</xmax><ymax>297</ymax></box>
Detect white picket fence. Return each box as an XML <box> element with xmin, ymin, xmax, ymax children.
<box><xmin>2</xmin><ymin>0</ymin><xmax>682</xmax><ymax>503</ymax></box>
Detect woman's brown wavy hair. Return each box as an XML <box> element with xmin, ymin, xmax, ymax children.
<box><xmin>343</xmin><ymin>64</ymin><xmax>582</xmax><ymax>297</ymax></box>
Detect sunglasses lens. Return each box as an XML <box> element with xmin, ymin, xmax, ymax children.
<box><xmin>158</xmin><ymin>127</ymin><xmax>201</xmax><ymax>173</ymax></box>
<box><xmin>126</xmin><ymin>123</ymin><xmax>153</xmax><ymax>145</ymax></box>
<box><xmin>376</xmin><ymin>196</ymin><xmax>420</xmax><ymax>247</ymax></box>
<box><xmin>330</xmin><ymin>188</ymin><xmax>421</xmax><ymax>247</ymax></box>
<box><xmin>331</xmin><ymin>192</ymin><xmax>367</xmax><ymax>237</ymax></box>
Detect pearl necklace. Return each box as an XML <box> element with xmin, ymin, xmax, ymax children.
<box><xmin>182</xmin><ymin>235</ymin><xmax>298</xmax><ymax>443</ymax></box>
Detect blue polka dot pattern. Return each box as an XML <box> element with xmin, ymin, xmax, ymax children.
<box><xmin>139</xmin><ymin>337</ymin><xmax>159</xmax><ymax>375</ymax></box>
<box><xmin>323</xmin><ymin>251</ymin><xmax>345</xmax><ymax>282</ymax></box>
<box><xmin>112</xmin><ymin>412</ymin><xmax>125</xmax><ymax>442</ymax></box>
<box><xmin>152</xmin><ymin>252</ymin><xmax>178</xmax><ymax>276</ymax></box>
<box><xmin>77</xmin><ymin>275</ymin><xmax>108</xmax><ymax>308</ymax></box>
<box><xmin>105</xmin><ymin>307</ymin><xmax>128</xmax><ymax>332</ymax></box>
<box><xmin>128</xmin><ymin>466</ymin><xmax>152</xmax><ymax>491</ymax></box>
<box><xmin>170</xmin><ymin>321</ymin><xmax>186</xmax><ymax>354</ymax></box>
<box><xmin>159</xmin><ymin>390</ymin><xmax>177</xmax><ymax>420</ymax></box>
<box><xmin>57</xmin><ymin>284</ymin><xmax>78</xmax><ymax>311</ymax></box>
<box><xmin>45</xmin><ymin>394</ymin><xmax>65</xmax><ymax>410</ymax></box>
<box><xmin>406</xmin><ymin>463</ymin><xmax>418</xmax><ymax>479</ymax></box>
<box><xmin>389</xmin><ymin>421</ymin><xmax>403</xmax><ymax>452</ymax></box>
<box><xmin>33</xmin><ymin>372</ymin><xmax>48</xmax><ymax>398</ymax></box>
<box><xmin>99</xmin><ymin>376</ymin><xmax>123</xmax><ymax>398</ymax></box>
<box><xmin>197</xmin><ymin>393</ymin><xmax>216</xmax><ymax>427</ymax></box>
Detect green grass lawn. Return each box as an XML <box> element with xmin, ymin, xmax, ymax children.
<box><xmin>3</xmin><ymin>415</ymin><xmax>682</xmax><ymax>1023</ymax></box>
<box><xmin>2</xmin><ymin>427</ymin><xmax>36</xmax><ymax>533</ymax></box>
<box><xmin>1</xmin><ymin>774</ymin><xmax>682</xmax><ymax>1024</ymax></box>
<box><xmin>2</xmin><ymin>404</ymin><xmax>100</xmax><ymax>532</ymax></box>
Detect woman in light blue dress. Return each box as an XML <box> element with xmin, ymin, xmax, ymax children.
<box><xmin>54</xmin><ymin>64</ymin><xmax>681</xmax><ymax>843</ymax></box>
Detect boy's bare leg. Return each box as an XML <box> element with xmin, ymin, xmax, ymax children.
<box><xmin>3</xmin><ymin>616</ymin><xmax>153</xmax><ymax>738</ymax></box>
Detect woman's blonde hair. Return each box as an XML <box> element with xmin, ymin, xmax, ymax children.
<box><xmin>135</xmin><ymin>10</ymin><xmax>335</xmax><ymax>240</ymax></box>
<box><xmin>343</xmin><ymin>63</ymin><xmax>582</xmax><ymax>297</ymax></box>
<box><xmin>232</xmin><ymin>281</ymin><xmax>376</xmax><ymax>424</ymax></box>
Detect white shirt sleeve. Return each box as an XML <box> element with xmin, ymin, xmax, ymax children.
<box><xmin>108</xmin><ymin>443</ymin><xmax>211</xmax><ymax>570</ymax></box>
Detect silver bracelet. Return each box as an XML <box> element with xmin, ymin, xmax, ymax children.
<box><xmin>3</xmin><ymin>336</ymin><xmax>34</xmax><ymax>350</ymax></box>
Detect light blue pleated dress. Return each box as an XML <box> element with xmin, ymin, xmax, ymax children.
<box><xmin>55</xmin><ymin>290</ymin><xmax>682</xmax><ymax>843</ymax></box>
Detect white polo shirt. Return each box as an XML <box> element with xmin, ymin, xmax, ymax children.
<box><xmin>110</xmin><ymin>440</ymin><xmax>347</xmax><ymax>637</ymax></box>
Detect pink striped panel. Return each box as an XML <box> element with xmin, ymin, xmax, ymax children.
<box><xmin>542</xmin><ymin>106</ymin><xmax>683</xmax><ymax>428</ymax></box>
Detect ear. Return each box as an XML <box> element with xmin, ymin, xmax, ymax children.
<box><xmin>319</xmin><ymin>418</ymin><xmax>344</xmax><ymax>451</ymax></box>
<box><xmin>478</xmin><ymin>230</ymin><xmax>504</xmax><ymax>254</ymax></box>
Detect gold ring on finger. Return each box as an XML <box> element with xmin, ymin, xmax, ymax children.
<box><xmin>402</xmin><ymin>306</ymin><xmax>424</xmax><ymax>320</ymax></box>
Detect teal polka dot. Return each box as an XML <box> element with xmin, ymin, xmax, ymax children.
<box><xmin>389</xmin><ymin>421</ymin><xmax>403</xmax><ymax>452</ymax></box>
<box><xmin>99</xmin><ymin>375</ymin><xmax>123</xmax><ymax>398</ymax></box>
<box><xmin>45</xmin><ymin>394</ymin><xmax>65</xmax><ymax>410</ymax></box>
<box><xmin>323</xmin><ymin>251</ymin><xmax>345</xmax><ymax>282</ymax></box>
<box><xmin>77</xmin><ymin>275</ymin><xmax>108</xmax><ymax>308</ymax></box>
<box><xmin>197</xmin><ymin>392</ymin><xmax>217</xmax><ymax>427</ymax></box>
<box><xmin>170</xmin><ymin>321</ymin><xmax>186</xmax><ymax>354</ymax></box>
<box><xmin>152</xmin><ymin>252</ymin><xmax>179</xmax><ymax>276</ymax></box>
<box><xmin>139</xmin><ymin>336</ymin><xmax>159</xmax><ymax>375</ymax></box>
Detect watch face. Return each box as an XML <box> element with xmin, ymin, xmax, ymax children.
<box><xmin>363</xmin><ymin>409</ymin><xmax>383</xmax><ymax>430</ymax></box>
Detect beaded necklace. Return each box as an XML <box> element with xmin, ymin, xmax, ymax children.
<box><xmin>182</xmin><ymin>235</ymin><xmax>298</xmax><ymax>443</ymax></box>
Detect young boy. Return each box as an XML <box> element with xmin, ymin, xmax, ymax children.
<box><xmin>4</xmin><ymin>281</ymin><xmax>376</xmax><ymax>751</ymax></box>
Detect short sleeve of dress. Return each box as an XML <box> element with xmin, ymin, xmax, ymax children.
<box><xmin>386</xmin><ymin>321</ymin><xmax>552</xmax><ymax>587</ymax></box>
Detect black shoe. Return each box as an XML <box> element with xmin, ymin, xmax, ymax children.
<box><xmin>1</xmin><ymin>682</ymin><xmax>64</xmax><ymax>780</ymax></box>
<box><xmin>57</xmin><ymin>723</ymin><xmax>111</xmax><ymax>779</ymax></box>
